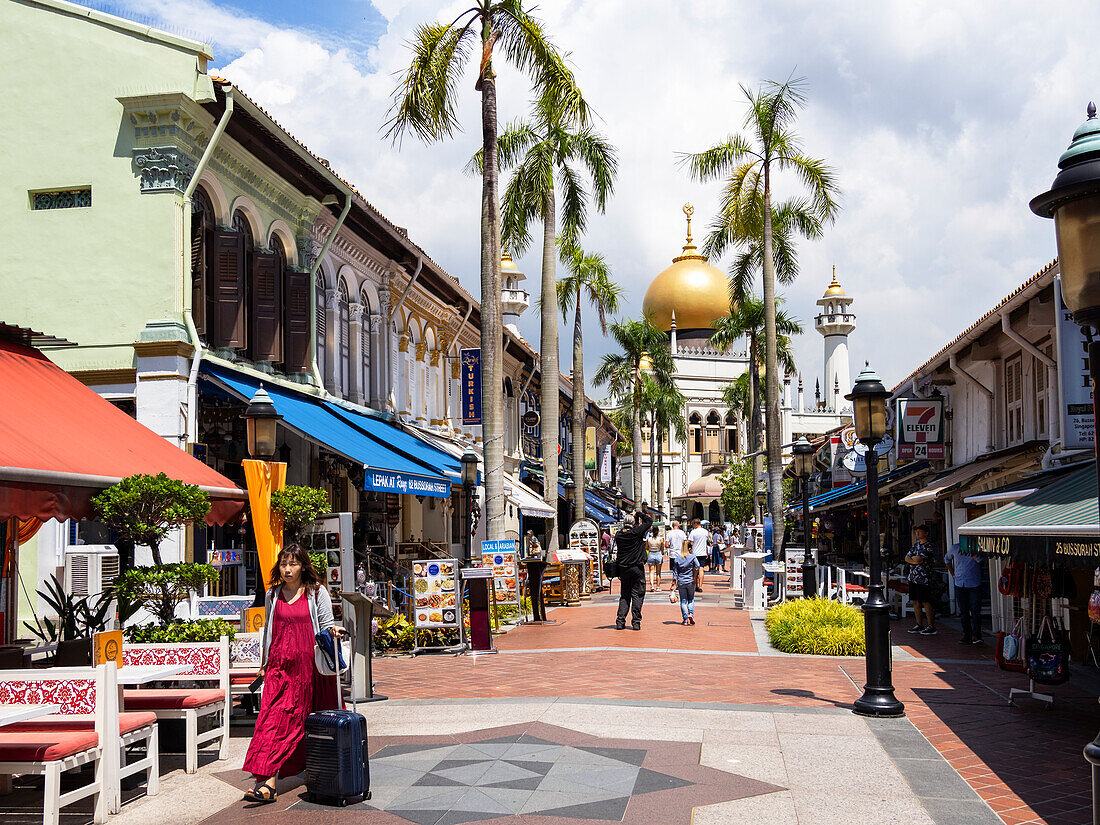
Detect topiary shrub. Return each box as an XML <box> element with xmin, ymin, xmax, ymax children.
<box><xmin>270</xmin><ymin>486</ymin><xmax>330</xmax><ymax>543</ymax></box>
<box><xmin>114</xmin><ymin>564</ymin><xmax>218</xmax><ymax>626</ymax></box>
<box><xmin>765</xmin><ymin>598</ymin><xmax>865</xmax><ymax>656</ymax></box>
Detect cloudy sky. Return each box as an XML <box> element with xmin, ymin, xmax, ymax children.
<box><xmin>97</xmin><ymin>0</ymin><xmax>1099</xmax><ymax>391</ymax></box>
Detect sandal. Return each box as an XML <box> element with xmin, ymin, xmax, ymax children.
<box><xmin>244</xmin><ymin>782</ymin><xmax>277</xmax><ymax>804</ymax></box>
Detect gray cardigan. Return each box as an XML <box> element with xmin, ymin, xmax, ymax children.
<box><xmin>260</xmin><ymin>584</ymin><xmax>335</xmax><ymax>666</ymax></box>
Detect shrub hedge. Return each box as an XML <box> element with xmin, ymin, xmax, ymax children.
<box><xmin>765</xmin><ymin>598</ymin><xmax>865</xmax><ymax>656</ymax></box>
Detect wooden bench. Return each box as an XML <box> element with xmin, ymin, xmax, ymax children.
<box><xmin>122</xmin><ymin>638</ymin><xmax>229</xmax><ymax>774</ymax></box>
<box><xmin>0</xmin><ymin>663</ymin><xmax>128</xmax><ymax>825</ymax></box>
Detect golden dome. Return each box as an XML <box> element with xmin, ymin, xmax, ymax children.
<box><xmin>501</xmin><ymin>251</ymin><xmax>525</xmax><ymax>282</ymax></box>
<box><xmin>641</xmin><ymin>204</ymin><xmax>732</xmax><ymax>332</ymax></box>
<box><xmin>823</xmin><ymin>266</ymin><xmax>845</xmax><ymax>296</ymax></box>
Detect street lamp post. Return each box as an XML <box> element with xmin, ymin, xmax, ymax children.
<box><xmin>461</xmin><ymin>448</ymin><xmax>479</xmax><ymax>567</ymax></box>
<box><xmin>792</xmin><ymin>436</ymin><xmax>816</xmax><ymax>598</ymax></box>
<box><xmin>1031</xmin><ymin>102</ymin><xmax>1100</xmax><ymax>823</ymax></box>
<box><xmin>846</xmin><ymin>364</ymin><xmax>905</xmax><ymax>717</ymax></box>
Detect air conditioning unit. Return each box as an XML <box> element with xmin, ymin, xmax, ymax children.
<box><xmin>64</xmin><ymin>545</ymin><xmax>121</xmax><ymax>600</ymax></box>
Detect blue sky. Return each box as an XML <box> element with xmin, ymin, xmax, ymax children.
<box><xmin>86</xmin><ymin>1</ymin><xmax>1100</xmax><ymax>392</ymax></box>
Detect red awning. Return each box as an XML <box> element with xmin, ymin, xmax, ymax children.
<box><xmin>0</xmin><ymin>339</ymin><xmax>246</xmax><ymax>523</ymax></box>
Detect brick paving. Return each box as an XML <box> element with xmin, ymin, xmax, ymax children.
<box><xmin>372</xmin><ymin>570</ymin><xmax>1100</xmax><ymax>825</ymax></box>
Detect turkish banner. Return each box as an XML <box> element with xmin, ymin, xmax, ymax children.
<box><xmin>461</xmin><ymin>348</ymin><xmax>482</xmax><ymax>425</ymax></box>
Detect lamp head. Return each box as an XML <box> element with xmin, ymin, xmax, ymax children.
<box><xmin>460</xmin><ymin>447</ymin><xmax>479</xmax><ymax>487</ymax></box>
<box><xmin>243</xmin><ymin>386</ymin><xmax>282</xmax><ymax>460</ymax></box>
<box><xmin>792</xmin><ymin>436</ymin><xmax>815</xmax><ymax>478</ymax></box>
<box><xmin>845</xmin><ymin>362</ymin><xmax>890</xmax><ymax>444</ymax></box>
<box><xmin>1032</xmin><ymin>103</ymin><xmax>1100</xmax><ymax>326</ymax></box>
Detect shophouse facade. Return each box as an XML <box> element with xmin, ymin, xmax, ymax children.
<box><xmin>3</xmin><ymin>0</ymin><xmax>617</xmax><ymax>619</ymax></box>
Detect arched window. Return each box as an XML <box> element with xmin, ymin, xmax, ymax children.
<box><xmin>689</xmin><ymin>412</ymin><xmax>702</xmax><ymax>454</ymax></box>
<box><xmin>360</xmin><ymin>292</ymin><xmax>372</xmax><ymax>403</ymax></box>
<box><xmin>338</xmin><ymin>281</ymin><xmax>350</xmax><ymax>396</ymax></box>
<box><xmin>704</xmin><ymin>410</ymin><xmax>721</xmax><ymax>453</ymax></box>
<box><xmin>725</xmin><ymin>411</ymin><xmax>738</xmax><ymax>453</ymax></box>
<box><xmin>232</xmin><ymin>211</ymin><xmax>254</xmax><ymax>356</ymax></box>
<box><xmin>190</xmin><ymin>189</ymin><xmax>214</xmax><ymax>341</ymax></box>
<box><xmin>315</xmin><ymin>273</ymin><xmax>326</xmax><ymax>382</ymax></box>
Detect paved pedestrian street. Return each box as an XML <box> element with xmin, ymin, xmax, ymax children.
<box><xmin>0</xmin><ymin>572</ymin><xmax>1073</xmax><ymax>825</ymax></box>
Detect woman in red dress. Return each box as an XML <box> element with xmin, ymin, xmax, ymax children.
<box><xmin>242</xmin><ymin>544</ymin><xmax>342</xmax><ymax>803</ymax></box>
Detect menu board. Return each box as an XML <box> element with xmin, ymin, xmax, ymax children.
<box><xmin>569</xmin><ymin>520</ymin><xmax>600</xmax><ymax>584</ymax></box>
<box><xmin>479</xmin><ymin>541</ymin><xmax>519</xmax><ymax>606</ymax></box>
<box><xmin>412</xmin><ymin>559</ymin><xmax>459</xmax><ymax>628</ymax></box>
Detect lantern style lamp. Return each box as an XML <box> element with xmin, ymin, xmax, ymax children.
<box><xmin>846</xmin><ymin>363</ymin><xmax>890</xmax><ymax>446</ymax></box>
<box><xmin>844</xmin><ymin>364</ymin><xmax>903</xmax><ymax>718</ymax></box>
<box><xmin>461</xmin><ymin>447</ymin><xmax>479</xmax><ymax>488</ymax></box>
<box><xmin>792</xmin><ymin>436</ymin><xmax>817</xmax><ymax>597</ymax></box>
<box><xmin>243</xmin><ymin>386</ymin><xmax>282</xmax><ymax>461</ymax></box>
<box><xmin>1032</xmin><ymin>102</ymin><xmax>1100</xmax><ymax>817</ymax></box>
<box><xmin>755</xmin><ymin>487</ymin><xmax>767</xmax><ymax>514</ymax></box>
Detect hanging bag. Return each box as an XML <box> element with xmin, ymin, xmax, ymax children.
<box><xmin>1033</xmin><ymin>565</ymin><xmax>1053</xmax><ymax>599</ymax></box>
<box><xmin>1026</xmin><ymin>615</ymin><xmax>1071</xmax><ymax>685</ymax></box>
<box><xmin>998</xmin><ymin>562</ymin><xmax>1017</xmax><ymax>596</ymax></box>
<box><xmin>1088</xmin><ymin>589</ymin><xmax>1100</xmax><ymax>624</ymax></box>
<box><xmin>995</xmin><ymin>617</ymin><xmax>1027</xmax><ymax>672</ymax></box>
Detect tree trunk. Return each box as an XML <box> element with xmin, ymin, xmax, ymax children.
<box><xmin>572</xmin><ymin>293</ymin><xmax>585</xmax><ymax>527</ymax></box>
<box><xmin>480</xmin><ymin>22</ymin><xmax>505</xmax><ymax>541</ymax></box>
<box><xmin>749</xmin><ymin>332</ymin><xmax>763</xmax><ymax>519</ymax></box>
<box><xmin>632</xmin><ymin>370</ymin><xmax>643</xmax><ymax>507</ymax></box>
<box><xmin>649</xmin><ymin>413</ymin><xmax>656</xmax><ymax>508</ymax></box>
<box><xmin>540</xmin><ymin>190</ymin><xmax>559</xmax><ymax>550</ymax></box>
<box><xmin>656</xmin><ymin>421</ymin><xmax>665</xmax><ymax>515</ymax></box>
<box><xmin>761</xmin><ymin>168</ymin><xmax>785</xmax><ymax>553</ymax></box>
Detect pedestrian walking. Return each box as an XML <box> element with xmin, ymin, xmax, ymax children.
<box><xmin>242</xmin><ymin>544</ymin><xmax>344</xmax><ymax>803</ymax></box>
<box><xmin>710</xmin><ymin>524</ymin><xmax>725</xmax><ymax>572</ymax></box>
<box><xmin>668</xmin><ymin>540</ymin><xmax>702</xmax><ymax>625</ymax></box>
<box><xmin>905</xmin><ymin>525</ymin><xmax>938</xmax><ymax>636</ymax></box>
<box><xmin>688</xmin><ymin>519</ymin><xmax>710</xmax><ymax>592</ymax></box>
<box><xmin>645</xmin><ymin>526</ymin><xmax>664</xmax><ymax>591</ymax></box>
<box><xmin>614</xmin><ymin>509</ymin><xmax>653</xmax><ymax>630</ymax></box>
<box><xmin>944</xmin><ymin>541</ymin><xmax>983</xmax><ymax>645</ymax></box>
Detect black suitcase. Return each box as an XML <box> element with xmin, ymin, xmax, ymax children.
<box><xmin>303</xmin><ymin>630</ymin><xmax>370</xmax><ymax>806</ymax></box>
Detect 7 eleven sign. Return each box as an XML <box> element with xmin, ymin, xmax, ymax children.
<box><xmin>896</xmin><ymin>398</ymin><xmax>945</xmax><ymax>460</ymax></box>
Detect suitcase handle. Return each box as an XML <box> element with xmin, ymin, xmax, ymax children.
<box><xmin>333</xmin><ymin>625</ymin><xmax>355</xmax><ymax>714</ymax></box>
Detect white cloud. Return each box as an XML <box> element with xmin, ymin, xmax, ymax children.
<box><xmin>109</xmin><ymin>0</ymin><xmax>1100</xmax><ymax>392</ymax></box>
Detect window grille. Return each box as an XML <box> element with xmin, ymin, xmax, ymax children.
<box><xmin>32</xmin><ymin>188</ymin><xmax>91</xmax><ymax>209</ymax></box>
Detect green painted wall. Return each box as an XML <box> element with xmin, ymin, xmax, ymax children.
<box><xmin>1</xmin><ymin>0</ymin><xmax>214</xmax><ymax>372</ymax></box>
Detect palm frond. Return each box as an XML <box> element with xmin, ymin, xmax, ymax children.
<box><xmin>385</xmin><ymin>19</ymin><xmax>476</xmax><ymax>144</ymax></box>
<box><xmin>569</xmin><ymin>129</ymin><xmax>617</xmax><ymax>210</ymax></box>
<box><xmin>678</xmin><ymin>134</ymin><xmax>756</xmax><ymax>182</ymax></box>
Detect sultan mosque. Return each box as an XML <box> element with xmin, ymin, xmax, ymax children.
<box><xmin>620</xmin><ymin>205</ymin><xmax>855</xmax><ymax>524</ymax></box>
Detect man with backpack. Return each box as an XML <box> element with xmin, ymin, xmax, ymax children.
<box><xmin>614</xmin><ymin>509</ymin><xmax>654</xmax><ymax>630</ymax></box>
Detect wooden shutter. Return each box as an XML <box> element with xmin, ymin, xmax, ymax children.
<box><xmin>283</xmin><ymin>269</ymin><xmax>311</xmax><ymax>372</ymax></box>
<box><xmin>251</xmin><ymin>251</ymin><xmax>283</xmax><ymax>362</ymax></box>
<box><xmin>190</xmin><ymin>211</ymin><xmax>206</xmax><ymax>335</ymax></box>
<box><xmin>212</xmin><ymin>230</ymin><xmax>245</xmax><ymax>348</ymax></box>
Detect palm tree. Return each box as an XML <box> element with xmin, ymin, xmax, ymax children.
<box><xmin>557</xmin><ymin>241</ymin><xmax>622</xmax><ymax>521</ymax></box>
<box><xmin>711</xmin><ymin>294</ymin><xmax>803</xmax><ymax>468</ymax></box>
<box><xmin>594</xmin><ymin>318</ymin><xmax>674</xmax><ymax>506</ymax></box>
<box><xmin>387</xmin><ymin>1</ymin><xmax>589</xmax><ymax>540</ymax></box>
<box><xmin>683</xmin><ymin>76</ymin><xmax>839</xmax><ymax>552</ymax></box>
<box><xmin>645</xmin><ymin>377</ymin><xmax>687</xmax><ymax>516</ymax></box>
<box><xmin>468</xmin><ymin>105</ymin><xmax>617</xmax><ymax>545</ymax></box>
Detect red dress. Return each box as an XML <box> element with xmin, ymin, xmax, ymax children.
<box><xmin>243</xmin><ymin>590</ymin><xmax>339</xmax><ymax>778</ymax></box>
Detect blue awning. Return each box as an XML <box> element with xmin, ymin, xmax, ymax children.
<box><xmin>807</xmin><ymin>461</ymin><xmax>929</xmax><ymax>512</ymax></box>
<box><xmin>201</xmin><ymin>362</ymin><xmax>452</xmax><ymax>497</ymax></box>
<box><xmin>322</xmin><ymin>401</ymin><xmax>461</xmax><ymax>481</ymax></box>
<box><xmin>554</xmin><ymin>480</ymin><xmax>621</xmax><ymax>524</ymax></box>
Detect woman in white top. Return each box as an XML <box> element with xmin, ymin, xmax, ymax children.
<box><xmin>645</xmin><ymin>527</ymin><xmax>664</xmax><ymax>591</ymax></box>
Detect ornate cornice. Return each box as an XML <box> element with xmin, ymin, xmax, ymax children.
<box><xmin>349</xmin><ymin>302</ymin><xmax>365</xmax><ymax>325</ymax></box>
<box><xmin>132</xmin><ymin>146</ymin><xmax>196</xmax><ymax>194</ymax></box>
<box><xmin>133</xmin><ymin>339</ymin><xmax>195</xmax><ymax>358</ymax></box>
<box><xmin>414</xmin><ymin>342</ymin><xmax>426</xmax><ymax>362</ymax></box>
<box><xmin>73</xmin><ymin>368</ymin><xmax>137</xmax><ymax>386</ymax></box>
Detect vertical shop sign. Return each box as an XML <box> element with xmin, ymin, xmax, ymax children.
<box><xmin>896</xmin><ymin>398</ymin><xmax>945</xmax><ymax>460</ymax></box>
<box><xmin>585</xmin><ymin>426</ymin><xmax>597</xmax><ymax>469</ymax></box>
<box><xmin>461</xmin><ymin>348</ymin><xmax>482</xmax><ymax>425</ymax></box>
<box><xmin>1054</xmin><ymin>276</ymin><xmax>1094</xmax><ymax>450</ymax></box>
<box><xmin>599</xmin><ymin>446</ymin><xmax>612</xmax><ymax>484</ymax></box>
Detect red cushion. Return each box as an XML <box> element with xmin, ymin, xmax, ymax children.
<box><xmin>5</xmin><ymin>712</ymin><xmax>157</xmax><ymax>735</ymax></box>
<box><xmin>230</xmin><ymin>672</ymin><xmax>259</xmax><ymax>685</ymax></box>
<box><xmin>0</xmin><ymin>730</ymin><xmax>99</xmax><ymax>762</ymax></box>
<box><xmin>123</xmin><ymin>688</ymin><xmax>225</xmax><ymax>710</ymax></box>
<box><xmin>845</xmin><ymin>583</ymin><xmax>868</xmax><ymax>592</ymax></box>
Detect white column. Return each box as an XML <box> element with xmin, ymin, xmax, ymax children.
<box><xmin>368</xmin><ymin>313</ymin><xmax>383</xmax><ymax>409</ymax></box>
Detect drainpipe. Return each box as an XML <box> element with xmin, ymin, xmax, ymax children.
<box><xmin>182</xmin><ymin>84</ymin><xmax>234</xmax><ymax>443</ymax></box>
<box><xmin>444</xmin><ymin>301</ymin><xmax>473</xmax><ymax>353</ymax></box>
<box><xmin>948</xmin><ymin>354</ymin><xmax>995</xmax><ymax>452</ymax></box>
<box><xmin>390</xmin><ymin>255</ymin><xmax>424</xmax><ymax>317</ymax></box>
<box><xmin>308</xmin><ymin>192</ymin><xmax>353</xmax><ymax>389</ymax></box>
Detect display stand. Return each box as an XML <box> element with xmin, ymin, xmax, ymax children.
<box><xmin>410</xmin><ymin>558</ymin><xmax>463</xmax><ymax>656</ymax></box>
<box><xmin>462</xmin><ymin>567</ymin><xmax>497</xmax><ymax>655</ymax></box>
<box><xmin>569</xmin><ymin>520</ymin><xmax>600</xmax><ymax>590</ymax></box>
<box><xmin>521</xmin><ymin>559</ymin><xmax>557</xmax><ymax>624</ymax></box>
<box><xmin>339</xmin><ymin>591</ymin><xmax>388</xmax><ymax>702</ymax></box>
<box><xmin>784</xmin><ymin>551</ymin><xmax>805</xmax><ymax>599</ymax></box>
<box><xmin>741</xmin><ymin>553</ymin><xmax>767</xmax><ymax>611</ymax></box>
<box><xmin>1007</xmin><ymin>595</ymin><xmax>1054</xmax><ymax>707</ymax></box>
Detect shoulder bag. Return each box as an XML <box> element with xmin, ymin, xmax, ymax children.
<box><xmin>995</xmin><ymin>617</ymin><xmax>1027</xmax><ymax>673</ymax></box>
<box><xmin>1026</xmin><ymin>616</ymin><xmax>1071</xmax><ymax>685</ymax></box>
